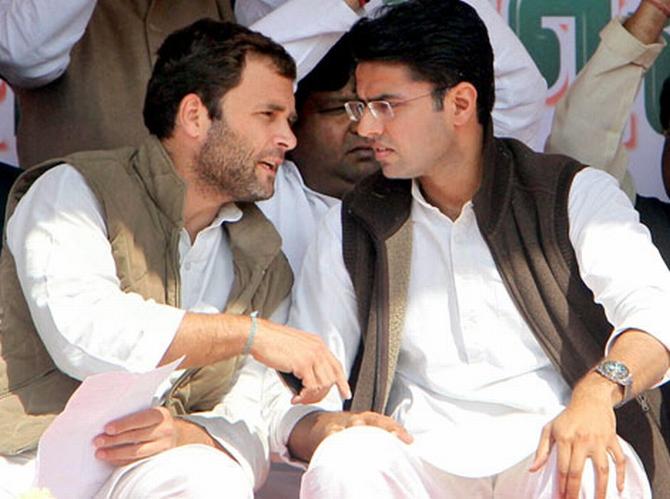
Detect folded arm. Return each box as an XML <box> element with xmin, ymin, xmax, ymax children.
<box><xmin>0</xmin><ymin>0</ymin><xmax>97</xmax><ymax>87</ymax></box>
<box><xmin>546</xmin><ymin>4</ymin><xmax>667</xmax><ymax>200</ymax></box>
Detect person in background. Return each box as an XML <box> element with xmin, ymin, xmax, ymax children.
<box><xmin>0</xmin><ymin>0</ymin><xmax>368</xmax><ymax>167</ymax></box>
<box><xmin>239</xmin><ymin>0</ymin><xmax>549</xmax><ymax>150</ymax></box>
<box><xmin>0</xmin><ymin>160</ymin><xmax>19</xmax><ymax>244</ymax></box>
<box><xmin>546</xmin><ymin>0</ymin><xmax>668</xmax><ymax>201</ymax></box>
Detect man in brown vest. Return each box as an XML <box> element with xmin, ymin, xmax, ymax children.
<box><xmin>0</xmin><ymin>19</ymin><xmax>349</xmax><ymax>498</ymax></box>
<box><xmin>275</xmin><ymin>1</ymin><xmax>670</xmax><ymax>498</ymax></box>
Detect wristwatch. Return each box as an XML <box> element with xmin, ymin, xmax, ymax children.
<box><xmin>595</xmin><ymin>360</ymin><xmax>632</xmax><ymax>407</ymax></box>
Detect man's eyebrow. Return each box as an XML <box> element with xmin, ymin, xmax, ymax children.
<box><xmin>360</xmin><ymin>92</ymin><xmax>402</xmax><ymax>102</ymax></box>
<box><xmin>259</xmin><ymin>102</ymin><xmax>298</xmax><ymax>122</ymax></box>
<box><xmin>317</xmin><ymin>96</ymin><xmax>355</xmax><ymax>107</ymax></box>
<box><xmin>261</xmin><ymin>102</ymin><xmax>288</xmax><ymax>112</ymax></box>
<box><xmin>325</xmin><ymin>95</ymin><xmax>354</xmax><ymax>103</ymax></box>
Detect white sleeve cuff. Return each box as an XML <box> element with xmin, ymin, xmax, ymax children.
<box><xmin>183</xmin><ymin>412</ymin><xmax>270</xmax><ymax>490</ymax></box>
<box><xmin>274</xmin><ymin>405</ymin><xmax>325</xmax><ymax>468</ymax></box>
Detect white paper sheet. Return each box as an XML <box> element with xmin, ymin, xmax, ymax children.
<box><xmin>35</xmin><ymin>359</ymin><xmax>183</xmax><ymax>498</ymax></box>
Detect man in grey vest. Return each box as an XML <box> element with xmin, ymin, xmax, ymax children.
<box><xmin>0</xmin><ymin>19</ymin><xmax>349</xmax><ymax>498</ymax></box>
<box><xmin>277</xmin><ymin>1</ymin><xmax>670</xmax><ymax>498</ymax></box>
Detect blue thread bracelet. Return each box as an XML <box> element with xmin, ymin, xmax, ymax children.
<box><xmin>243</xmin><ymin>311</ymin><xmax>259</xmax><ymax>356</ymax></box>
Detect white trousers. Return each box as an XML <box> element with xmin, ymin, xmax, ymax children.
<box><xmin>1</xmin><ymin>444</ymin><xmax>252</xmax><ymax>499</ymax></box>
<box><xmin>301</xmin><ymin>426</ymin><xmax>652</xmax><ymax>499</ymax></box>
<box><xmin>0</xmin><ymin>450</ymin><xmax>36</xmax><ymax>499</ymax></box>
<box><xmin>94</xmin><ymin>444</ymin><xmax>252</xmax><ymax>499</ymax></box>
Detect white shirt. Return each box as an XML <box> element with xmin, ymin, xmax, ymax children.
<box><xmin>238</xmin><ymin>0</ymin><xmax>549</xmax><ymax>150</ymax></box>
<box><xmin>258</xmin><ymin>161</ymin><xmax>339</xmax><ymax>274</ymax></box>
<box><xmin>6</xmin><ymin>164</ymin><xmax>250</xmax><ymax>379</ymax></box>
<box><xmin>283</xmin><ymin>168</ymin><xmax>670</xmax><ymax>477</ymax></box>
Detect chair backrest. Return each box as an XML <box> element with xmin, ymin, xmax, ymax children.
<box><xmin>0</xmin><ymin>162</ymin><xmax>21</xmax><ymax>250</ymax></box>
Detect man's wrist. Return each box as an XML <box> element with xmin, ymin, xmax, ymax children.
<box><xmin>645</xmin><ymin>0</ymin><xmax>670</xmax><ymax>18</ymax></box>
<box><xmin>175</xmin><ymin>418</ymin><xmax>213</xmax><ymax>447</ymax></box>
<box><xmin>287</xmin><ymin>410</ymin><xmax>327</xmax><ymax>462</ymax></box>
<box><xmin>594</xmin><ymin>360</ymin><xmax>633</xmax><ymax>407</ymax></box>
<box><xmin>175</xmin><ymin>417</ymin><xmax>234</xmax><ymax>457</ymax></box>
<box><xmin>625</xmin><ymin>0</ymin><xmax>670</xmax><ymax>44</ymax></box>
<box><xmin>344</xmin><ymin>0</ymin><xmax>369</xmax><ymax>11</ymax></box>
<box><xmin>573</xmin><ymin>370</ymin><xmax>626</xmax><ymax>408</ymax></box>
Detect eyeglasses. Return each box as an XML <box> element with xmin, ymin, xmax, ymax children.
<box><xmin>344</xmin><ymin>89</ymin><xmax>443</xmax><ymax>123</ymax></box>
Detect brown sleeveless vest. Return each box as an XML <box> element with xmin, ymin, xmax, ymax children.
<box><xmin>341</xmin><ymin>134</ymin><xmax>670</xmax><ymax>496</ymax></box>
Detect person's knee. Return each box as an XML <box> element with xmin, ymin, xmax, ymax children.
<box><xmin>103</xmin><ymin>444</ymin><xmax>253</xmax><ymax>499</ymax></box>
<box><xmin>527</xmin><ymin>438</ymin><xmax>651</xmax><ymax>499</ymax></box>
<box><xmin>309</xmin><ymin>426</ymin><xmax>411</xmax><ymax>476</ymax></box>
<box><xmin>301</xmin><ymin>426</ymin><xmax>425</xmax><ymax>498</ymax></box>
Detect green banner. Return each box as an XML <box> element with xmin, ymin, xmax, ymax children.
<box><xmin>508</xmin><ymin>0</ymin><xmax>670</xmax><ymax>132</ymax></box>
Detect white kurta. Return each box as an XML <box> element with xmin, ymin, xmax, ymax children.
<box><xmin>258</xmin><ymin>161</ymin><xmax>338</xmax><ymax>274</ymax></box>
<box><xmin>283</xmin><ymin>168</ymin><xmax>670</xmax><ymax>477</ymax></box>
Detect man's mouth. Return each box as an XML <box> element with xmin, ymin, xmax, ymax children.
<box><xmin>257</xmin><ymin>158</ymin><xmax>282</xmax><ymax>174</ymax></box>
<box><xmin>347</xmin><ymin>145</ymin><xmax>376</xmax><ymax>158</ymax></box>
<box><xmin>373</xmin><ymin>145</ymin><xmax>394</xmax><ymax>160</ymax></box>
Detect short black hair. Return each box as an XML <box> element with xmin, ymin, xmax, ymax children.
<box><xmin>295</xmin><ymin>34</ymin><xmax>355</xmax><ymax>112</ymax></box>
<box><xmin>349</xmin><ymin>0</ymin><xmax>494</xmax><ymax>127</ymax></box>
<box><xmin>660</xmin><ymin>75</ymin><xmax>670</xmax><ymax>132</ymax></box>
<box><xmin>143</xmin><ymin>18</ymin><xmax>296</xmax><ymax>139</ymax></box>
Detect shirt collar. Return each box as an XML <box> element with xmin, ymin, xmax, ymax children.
<box><xmin>283</xmin><ymin>160</ymin><xmax>339</xmax><ymax>208</ymax></box>
<box><xmin>410</xmin><ymin>179</ymin><xmax>473</xmax><ymax>220</ymax></box>
<box><xmin>210</xmin><ymin>203</ymin><xmax>243</xmax><ymax>229</ymax></box>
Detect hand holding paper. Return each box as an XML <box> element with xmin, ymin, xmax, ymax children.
<box><xmin>35</xmin><ymin>359</ymin><xmax>182</xmax><ymax>499</ymax></box>
<box><xmin>93</xmin><ymin>406</ymin><xmax>179</xmax><ymax>467</ymax></box>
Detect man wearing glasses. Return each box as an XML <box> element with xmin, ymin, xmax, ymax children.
<box><xmin>274</xmin><ymin>1</ymin><xmax>670</xmax><ymax>497</ymax></box>
<box><xmin>256</xmin><ymin>0</ymin><xmax>547</xmax><ymax>275</ymax></box>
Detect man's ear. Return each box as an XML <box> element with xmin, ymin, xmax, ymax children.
<box><xmin>175</xmin><ymin>93</ymin><xmax>210</xmax><ymax>140</ymax></box>
<box><xmin>446</xmin><ymin>81</ymin><xmax>478</xmax><ymax>127</ymax></box>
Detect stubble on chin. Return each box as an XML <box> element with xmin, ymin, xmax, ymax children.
<box><xmin>194</xmin><ymin>119</ymin><xmax>272</xmax><ymax>203</ymax></box>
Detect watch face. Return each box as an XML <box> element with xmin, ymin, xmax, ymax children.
<box><xmin>600</xmin><ymin>361</ymin><xmax>630</xmax><ymax>381</ymax></box>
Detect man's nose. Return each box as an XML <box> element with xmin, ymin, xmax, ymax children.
<box><xmin>355</xmin><ymin>107</ymin><xmax>383</xmax><ymax>139</ymax></box>
<box><xmin>276</xmin><ymin>121</ymin><xmax>297</xmax><ymax>151</ymax></box>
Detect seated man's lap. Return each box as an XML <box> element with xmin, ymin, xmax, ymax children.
<box><xmin>94</xmin><ymin>444</ymin><xmax>252</xmax><ymax>499</ymax></box>
<box><xmin>517</xmin><ymin>436</ymin><xmax>651</xmax><ymax>499</ymax></box>
<box><xmin>301</xmin><ymin>426</ymin><xmax>651</xmax><ymax>499</ymax></box>
<box><xmin>0</xmin><ymin>450</ymin><xmax>36</xmax><ymax>499</ymax></box>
